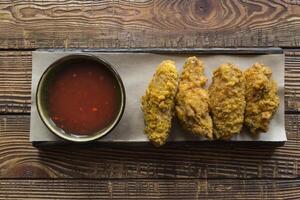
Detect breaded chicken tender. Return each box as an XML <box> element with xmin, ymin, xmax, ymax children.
<box><xmin>244</xmin><ymin>63</ymin><xmax>279</xmax><ymax>134</ymax></box>
<box><xmin>209</xmin><ymin>63</ymin><xmax>246</xmax><ymax>139</ymax></box>
<box><xmin>141</xmin><ymin>60</ymin><xmax>179</xmax><ymax>146</ymax></box>
<box><xmin>175</xmin><ymin>57</ymin><xmax>213</xmax><ymax>139</ymax></box>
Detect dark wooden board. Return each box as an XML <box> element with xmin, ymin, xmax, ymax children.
<box><xmin>0</xmin><ymin>114</ymin><xmax>298</xmax><ymax>179</ymax></box>
<box><xmin>79</xmin><ymin>47</ymin><xmax>284</xmax><ymax>54</ymax></box>
<box><xmin>0</xmin><ymin>0</ymin><xmax>300</xmax><ymax>49</ymax></box>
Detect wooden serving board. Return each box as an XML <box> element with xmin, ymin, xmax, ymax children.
<box><xmin>30</xmin><ymin>48</ymin><xmax>286</xmax><ymax>146</ymax></box>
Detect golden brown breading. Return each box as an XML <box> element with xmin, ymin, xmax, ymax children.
<box><xmin>244</xmin><ymin>63</ymin><xmax>280</xmax><ymax>134</ymax></box>
<box><xmin>141</xmin><ymin>60</ymin><xmax>179</xmax><ymax>146</ymax></box>
<box><xmin>208</xmin><ymin>63</ymin><xmax>246</xmax><ymax>139</ymax></box>
<box><xmin>175</xmin><ymin>57</ymin><xmax>213</xmax><ymax>139</ymax></box>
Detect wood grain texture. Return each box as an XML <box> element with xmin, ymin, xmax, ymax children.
<box><xmin>285</xmin><ymin>51</ymin><xmax>300</xmax><ymax>112</ymax></box>
<box><xmin>0</xmin><ymin>1</ymin><xmax>300</xmax><ymax>198</ymax></box>
<box><xmin>0</xmin><ymin>0</ymin><xmax>300</xmax><ymax>49</ymax></box>
<box><xmin>0</xmin><ymin>51</ymin><xmax>31</xmax><ymax>114</ymax></box>
<box><xmin>0</xmin><ymin>179</ymin><xmax>299</xmax><ymax>200</ymax></box>
<box><xmin>0</xmin><ymin>50</ymin><xmax>299</xmax><ymax>113</ymax></box>
<box><xmin>0</xmin><ymin>114</ymin><xmax>298</xmax><ymax>179</ymax></box>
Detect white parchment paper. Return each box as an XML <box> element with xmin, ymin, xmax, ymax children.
<box><xmin>30</xmin><ymin>51</ymin><xmax>286</xmax><ymax>142</ymax></box>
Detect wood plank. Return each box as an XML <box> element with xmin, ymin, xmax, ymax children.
<box><xmin>0</xmin><ymin>114</ymin><xmax>298</xmax><ymax>179</ymax></box>
<box><xmin>0</xmin><ymin>51</ymin><xmax>31</xmax><ymax>114</ymax></box>
<box><xmin>0</xmin><ymin>50</ymin><xmax>299</xmax><ymax>114</ymax></box>
<box><xmin>0</xmin><ymin>179</ymin><xmax>299</xmax><ymax>199</ymax></box>
<box><xmin>285</xmin><ymin>51</ymin><xmax>300</xmax><ymax>112</ymax></box>
<box><xmin>0</xmin><ymin>0</ymin><xmax>299</xmax><ymax>49</ymax></box>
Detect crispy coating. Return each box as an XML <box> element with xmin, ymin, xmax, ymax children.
<box><xmin>175</xmin><ymin>57</ymin><xmax>213</xmax><ymax>139</ymax></box>
<box><xmin>244</xmin><ymin>63</ymin><xmax>280</xmax><ymax>134</ymax></box>
<box><xmin>141</xmin><ymin>60</ymin><xmax>179</xmax><ymax>146</ymax></box>
<box><xmin>209</xmin><ymin>63</ymin><xmax>246</xmax><ymax>139</ymax></box>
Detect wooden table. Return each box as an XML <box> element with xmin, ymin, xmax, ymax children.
<box><xmin>0</xmin><ymin>1</ymin><xmax>299</xmax><ymax>199</ymax></box>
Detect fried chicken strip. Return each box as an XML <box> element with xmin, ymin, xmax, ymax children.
<box><xmin>244</xmin><ymin>63</ymin><xmax>280</xmax><ymax>134</ymax></box>
<box><xmin>141</xmin><ymin>60</ymin><xmax>179</xmax><ymax>146</ymax></box>
<box><xmin>175</xmin><ymin>57</ymin><xmax>213</xmax><ymax>138</ymax></box>
<box><xmin>209</xmin><ymin>63</ymin><xmax>246</xmax><ymax>139</ymax></box>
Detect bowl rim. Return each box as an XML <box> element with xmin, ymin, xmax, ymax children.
<box><xmin>36</xmin><ymin>54</ymin><xmax>126</xmax><ymax>143</ymax></box>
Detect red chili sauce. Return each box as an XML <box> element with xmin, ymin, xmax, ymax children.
<box><xmin>47</xmin><ymin>59</ymin><xmax>120</xmax><ymax>135</ymax></box>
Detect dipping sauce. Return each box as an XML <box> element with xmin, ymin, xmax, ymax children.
<box><xmin>47</xmin><ymin>59</ymin><xmax>120</xmax><ymax>135</ymax></box>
